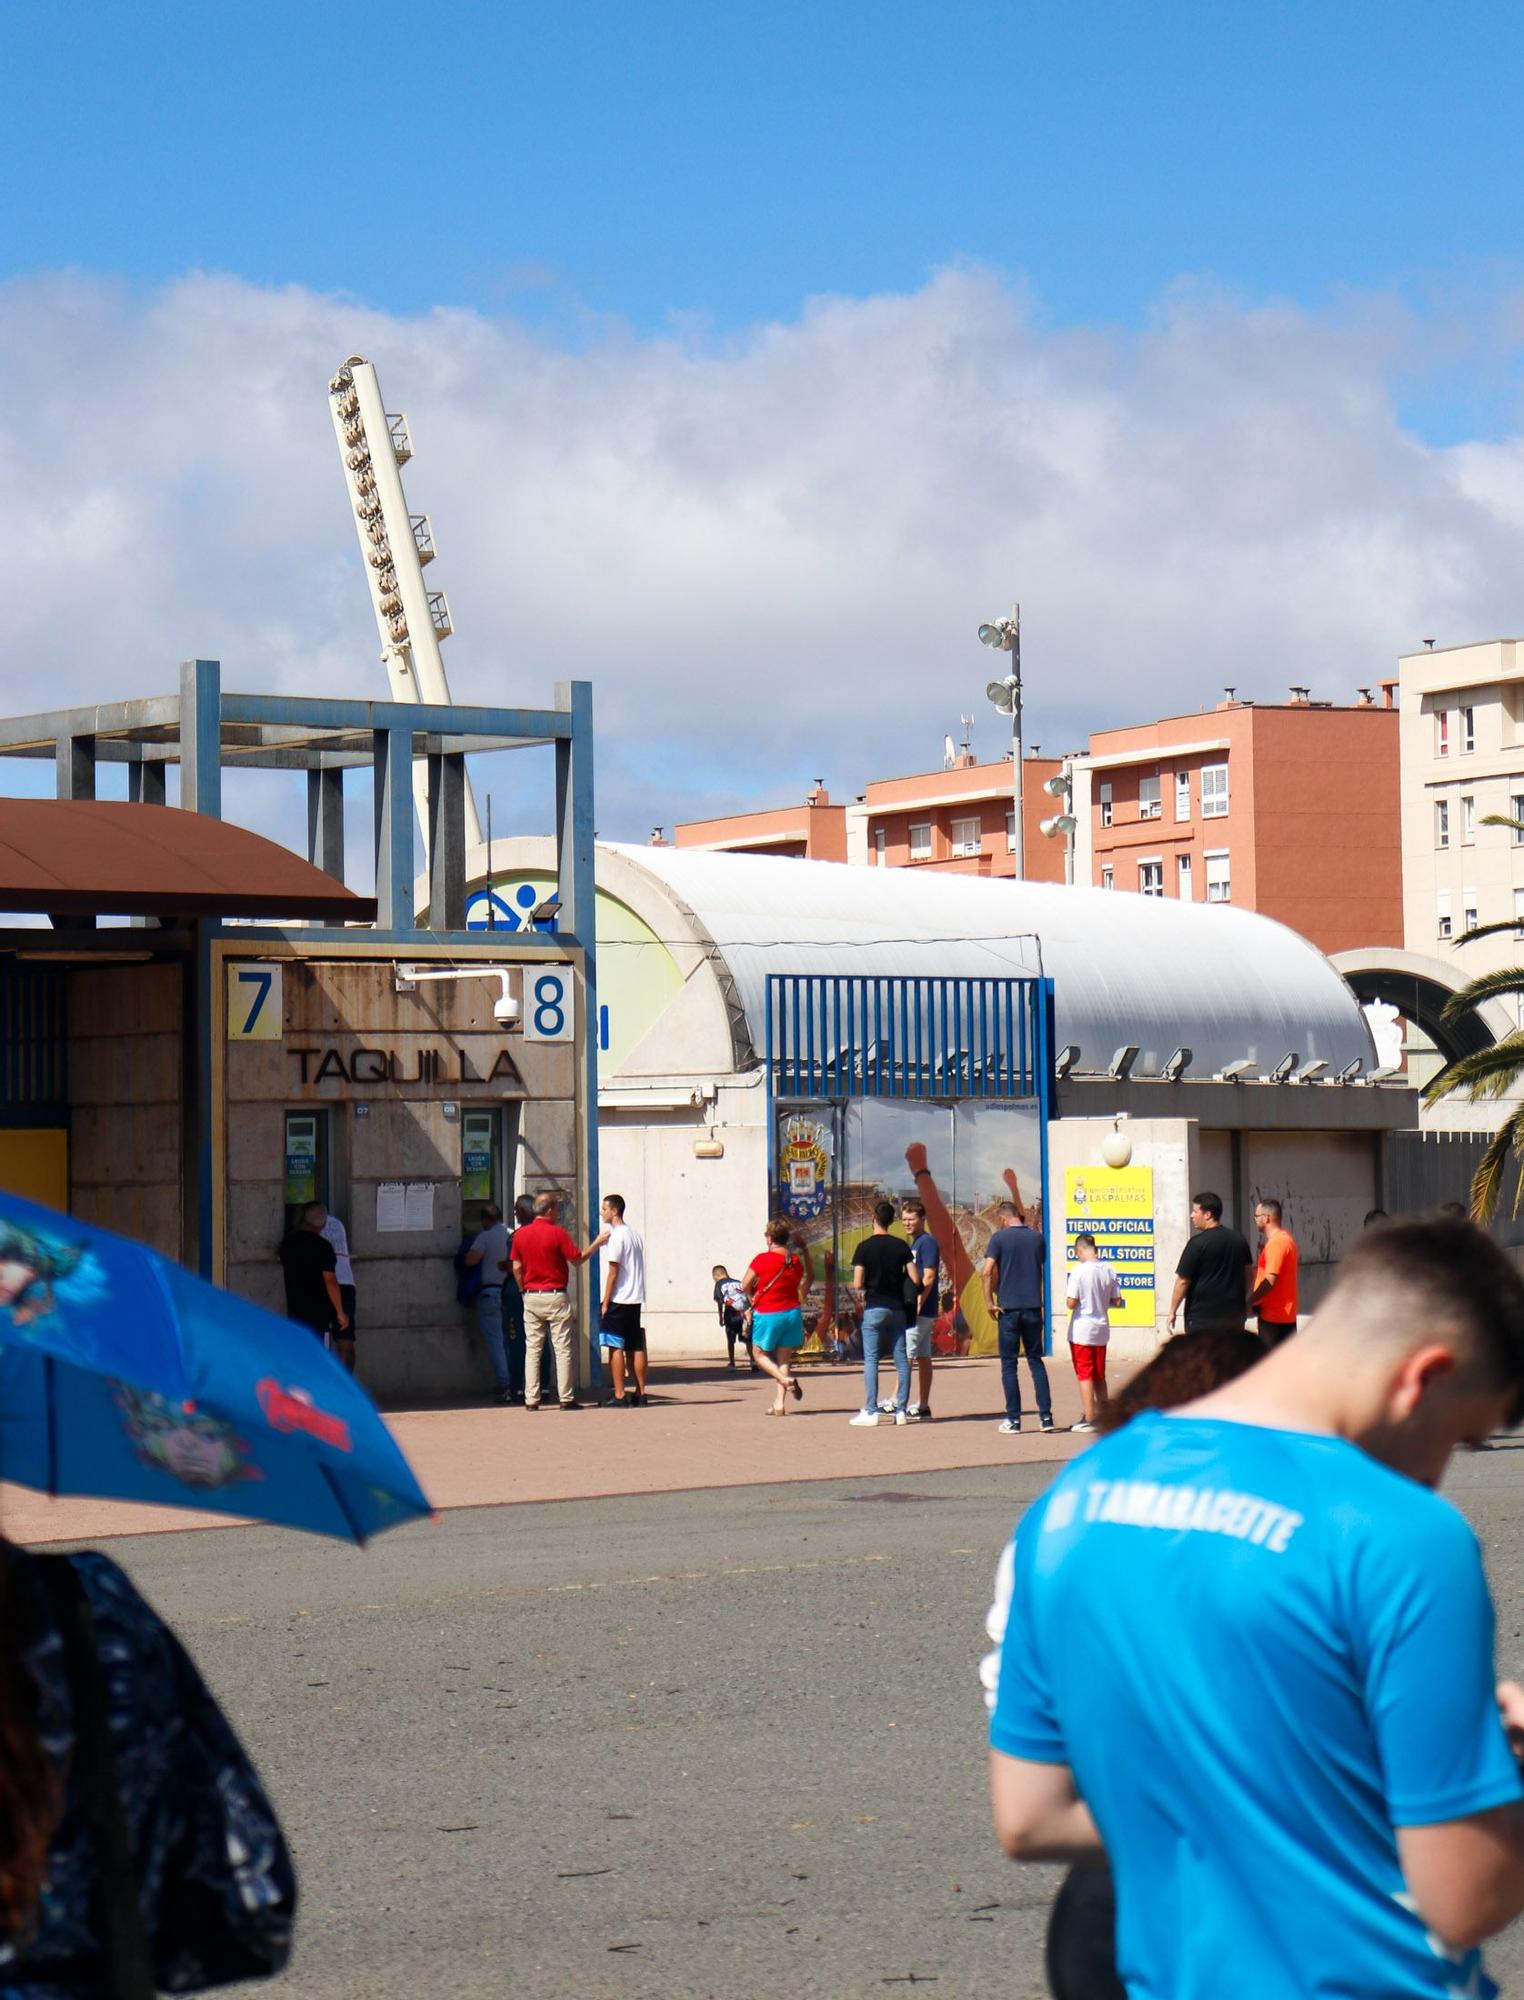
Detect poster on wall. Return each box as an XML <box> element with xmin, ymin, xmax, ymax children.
<box><xmin>1063</xmin><ymin>1166</ymin><xmax>1156</xmax><ymax>1329</ymax></box>
<box><xmin>774</xmin><ymin>1098</ymin><xmax>1044</xmax><ymax>1363</ymax></box>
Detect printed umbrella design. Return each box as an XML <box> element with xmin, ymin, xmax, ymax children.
<box><xmin>0</xmin><ymin>1192</ymin><xmax>431</xmax><ymax>1543</ymax></box>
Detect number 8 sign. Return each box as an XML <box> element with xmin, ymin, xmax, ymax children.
<box><xmin>522</xmin><ymin>968</ymin><xmax>574</xmax><ymax>1042</ymax></box>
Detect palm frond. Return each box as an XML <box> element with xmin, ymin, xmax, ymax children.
<box><xmin>1480</xmin><ymin>813</ymin><xmax>1524</xmax><ymax>836</ymax></box>
<box><xmin>1469</xmin><ymin>1106</ymin><xmax>1524</xmax><ymax>1224</ymax></box>
<box><xmin>1452</xmin><ymin>922</ymin><xmax>1524</xmax><ymax>950</ymax></box>
<box><xmin>1441</xmin><ymin>967</ymin><xmax>1524</xmax><ymax>1019</ymax></box>
<box><xmin>1424</xmin><ymin>1034</ymin><xmax>1524</xmax><ymax>1106</ymax></box>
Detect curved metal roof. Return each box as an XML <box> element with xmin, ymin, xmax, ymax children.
<box><xmin>0</xmin><ymin>801</ymin><xmax>375</xmax><ymax>921</ymax></box>
<box><xmin>608</xmin><ymin>844</ymin><xmax>1376</xmax><ymax>1080</ymax></box>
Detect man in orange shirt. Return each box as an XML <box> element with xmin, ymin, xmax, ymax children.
<box><xmin>1250</xmin><ymin>1198</ymin><xmax>1299</xmax><ymax>1349</ymax></box>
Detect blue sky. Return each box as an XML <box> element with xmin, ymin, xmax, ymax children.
<box><xmin>5</xmin><ymin>1</ymin><xmax>1524</xmax><ymax>833</ymax></box>
<box><xmin>8</xmin><ymin>0</ymin><xmax>1521</xmax><ymax>390</ymax></box>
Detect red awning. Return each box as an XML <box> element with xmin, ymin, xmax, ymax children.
<box><xmin>0</xmin><ymin>800</ymin><xmax>375</xmax><ymax>921</ymax></box>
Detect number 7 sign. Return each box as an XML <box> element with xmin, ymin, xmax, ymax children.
<box><xmin>227</xmin><ymin>963</ymin><xmax>284</xmax><ymax>1040</ymax></box>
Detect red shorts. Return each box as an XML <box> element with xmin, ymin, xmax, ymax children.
<box><xmin>1069</xmin><ymin>1341</ymin><xmax>1108</xmax><ymax>1383</ymax></box>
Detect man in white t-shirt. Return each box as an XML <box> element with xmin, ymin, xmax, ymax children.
<box><xmin>1065</xmin><ymin>1230</ymin><xmax>1120</xmax><ymax>1432</ymax></box>
<box><xmin>592</xmin><ymin>1193</ymin><xmax>648</xmax><ymax>1407</ymax></box>
<box><xmin>318</xmin><ymin>1207</ymin><xmax>357</xmax><ymax>1375</ymax></box>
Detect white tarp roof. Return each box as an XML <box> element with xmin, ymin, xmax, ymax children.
<box><xmin>608</xmin><ymin>844</ymin><xmax>1376</xmax><ymax>1080</ymax></box>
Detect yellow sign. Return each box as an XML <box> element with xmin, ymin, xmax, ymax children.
<box><xmin>227</xmin><ymin>963</ymin><xmax>283</xmax><ymax>1040</ymax></box>
<box><xmin>1064</xmin><ymin>1166</ymin><xmax>1156</xmax><ymax>1328</ymax></box>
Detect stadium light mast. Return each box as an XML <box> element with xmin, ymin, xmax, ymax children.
<box><xmin>328</xmin><ymin>356</ymin><xmax>482</xmax><ymax>855</ymax></box>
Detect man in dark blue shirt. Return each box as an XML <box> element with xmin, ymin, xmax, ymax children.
<box><xmin>982</xmin><ymin>1198</ymin><xmax>1052</xmax><ymax>1434</ymax></box>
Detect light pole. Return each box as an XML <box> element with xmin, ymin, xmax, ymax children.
<box><xmin>1041</xmin><ymin>765</ymin><xmax>1077</xmax><ymax>885</ymax></box>
<box><xmin>980</xmin><ymin>602</ymin><xmax>1023</xmax><ymax>879</ymax></box>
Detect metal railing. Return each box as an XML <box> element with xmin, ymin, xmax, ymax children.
<box><xmin>765</xmin><ymin>972</ymin><xmax>1052</xmax><ymax>1101</ymax></box>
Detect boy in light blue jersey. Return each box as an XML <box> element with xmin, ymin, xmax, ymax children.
<box><xmin>986</xmin><ymin>1215</ymin><xmax>1524</xmax><ymax>2000</ymax></box>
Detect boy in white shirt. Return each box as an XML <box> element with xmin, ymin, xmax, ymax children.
<box><xmin>1065</xmin><ymin>1230</ymin><xmax>1120</xmax><ymax>1433</ymax></box>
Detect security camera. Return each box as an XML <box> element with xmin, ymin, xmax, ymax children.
<box><xmin>493</xmin><ymin>988</ymin><xmax>520</xmax><ymax>1027</ymax></box>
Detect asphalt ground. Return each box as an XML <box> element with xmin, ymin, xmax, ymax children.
<box><xmin>51</xmin><ymin>1442</ymin><xmax>1524</xmax><ymax>2000</ymax></box>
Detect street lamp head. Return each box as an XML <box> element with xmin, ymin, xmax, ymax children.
<box><xmin>977</xmin><ymin>622</ymin><xmax>1007</xmax><ymax>650</ymax></box>
<box><xmin>985</xmin><ymin>678</ymin><xmax>1014</xmax><ymax>714</ymax></box>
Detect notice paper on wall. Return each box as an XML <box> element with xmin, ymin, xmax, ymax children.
<box><xmin>376</xmin><ymin>1181</ymin><xmax>436</xmax><ymax>1231</ymax></box>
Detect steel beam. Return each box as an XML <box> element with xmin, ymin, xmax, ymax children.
<box><xmin>306</xmin><ymin>767</ymin><xmax>346</xmax><ymax>883</ymax></box>
<box><xmin>179</xmin><ymin>660</ymin><xmax>222</xmax><ymax>816</ymax></box>
<box><xmin>372</xmin><ymin>727</ymin><xmax>415</xmax><ymax>931</ymax></box>
<box><xmin>426</xmin><ymin>751</ymin><xmax>466</xmax><ymax>932</ymax></box>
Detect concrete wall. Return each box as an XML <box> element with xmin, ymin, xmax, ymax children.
<box><xmin>68</xmin><ymin>964</ymin><xmax>182</xmax><ymax>1257</ymax></box>
<box><xmin>1045</xmin><ymin>1117</ymin><xmax>1197</xmax><ymax>1365</ymax></box>
<box><xmin>1044</xmin><ymin>1117</ymin><xmax>1383</xmax><ymax>1365</ymax></box>
<box><xmin>222</xmin><ymin>951</ymin><xmax>583</xmax><ymax>1403</ymax></box>
<box><xmin>597</xmin><ymin>1075</ymin><xmax>770</xmax><ymax>1361</ymax></box>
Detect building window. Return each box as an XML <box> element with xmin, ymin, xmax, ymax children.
<box><xmin>1512</xmin><ymin>794</ymin><xmax>1524</xmax><ymax>843</ymax></box>
<box><xmin>1436</xmin><ymin>710</ymin><xmax>1450</xmax><ymax>757</ymax></box>
<box><xmin>1138</xmin><ymin>774</ymin><xmax>1161</xmax><ymax>820</ymax></box>
<box><xmin>1200</xmin><ymin>764</ymin><xmax>1229</xmax><ymax>818</ymax></box>
<box><xmin>1514</xmin><ymin>887</ymin><xmax>1524</xmax><ymax>936</ymax></box>
<box><xmin>1098</xmin><ymin>782</ymin><xmax>1113</xmax><ymax>829</ymax></box>
<box><xmin>1177</xmin><ymin>852</ymin><xmax>1193</xmax><ymax>900</ymax></box>
<box><xmin>1437</xmin><ymin>890</ymin><xmax>1452</xmax><ymax>940</ymax></box>
<box><xmin>950</xmin><ymin>815</ymin><xmax>981</xmax><ymax>858</ymax></box>
<box><xmin>1175</xmin><ymin>771</ymin><xmax>1191</xmax><ymax>821</ymax></box>
<box><xmin>908</xmin><ymin>822</ymin><xmax>932</xmax><ymax>861</ymax></box>
<box><xmin>1205</xmin><ymin>851</ymin><xmax>1231</xmax><ymax>903</ymax></box>
<box><xmin>1138</xmin><ymin>860</ymin><xmax>1163</xmax><ymax>897</ymax></box>
<box><xmin>1461</xmin><ymin>705</ymin><xmax>1475</xmax><ymax>753</ymax></box>
<box><xmin>1100</xmin><ymin>865</ymin><xmax>1114</xmax><ymax>891</ymax></box>
<box><xmin>1463</xmin><ymin>891</ymin><xmax>1479</xmax><ymax>936</ymax></box>
<box><xmin>874</xmin><ymin>826</ymin><xmax>886</xmax><ymax>861</ymax></box>
<box><xmin>1435</xmin><ymin>800</ymin><xmax>1450</xmax><ymax>849</ymax></box>
<box><xmin>1005</xmin><ymin>810</ymin><xmax>1017</xmax><ymax>853</ymax></box>
<box><xmin>1462</xmin><ymin>795</ymin><xmax>1476</xmax><ymax>844</ymax></box>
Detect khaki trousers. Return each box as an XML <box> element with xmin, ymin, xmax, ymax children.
<box><xmin>523</xmin><ymin>1290</ymin><xmax>575</xmax><ymax>1406</ymax></box>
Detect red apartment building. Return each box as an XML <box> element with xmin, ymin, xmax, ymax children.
<box><xmin>861</xmin><ymin>752</ymin><xmax>1064</xmax><ymax>878</ymax></box>
<box><xmin>1077</xmin><ymin>688</ymin><xmax>1402</xmax><ymax>955</ymax></box>
<box><xmin>672</xmin><ymin>782</ymin><xmax>847</xmax><ymax>861</ymax></box>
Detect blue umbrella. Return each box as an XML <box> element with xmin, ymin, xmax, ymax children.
<box><xmin>0</xmin><ymin>1191</ymin><xmax>431</xmax><ymax>1543</ymax></box>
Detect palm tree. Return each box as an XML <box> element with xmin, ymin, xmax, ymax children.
<box><xmin>1424</xmin><ymin>812</ymin><xmax>1524</xmax><ymax>1219</ymax></box>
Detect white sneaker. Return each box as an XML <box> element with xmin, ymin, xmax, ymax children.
<box><xmin>906</xmin><ymin>1404</ymin><xmax>932</xmax><ymax>1421</ymax></box>
<box><xmin>850</xmin><ymin>1409</ymin><xmax>881</xmax><ymax>1427</ymax></box>
<box><xmin>1071</xmin><ymin>1420</ymin><xmax>1096</xmax><ymax>1433</ymax></box>
<box><xmin>877</xmin><ymin>1400</ymin><xmax>898</xmax><ymax>1414</ymax></box>
<box><xmin>894</xmin><ymin>1408</ymin><xmax>909</xmax><ymax>1425</ymax></box>
<box><xmin>998</xmin><ymin>1417</ymin><xmax>1021</xmax><ymax>1434</ymax></box>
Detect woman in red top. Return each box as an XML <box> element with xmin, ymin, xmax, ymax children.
<box><xmin>742</xmin><ymin>1218</ymin><xmax>807</xmax><ymax>1415</ymax></box>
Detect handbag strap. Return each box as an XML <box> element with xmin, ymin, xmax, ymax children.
<box><xmin>37</xmin><ymin>1555</ymin><xmax>156</xmax><ymax>2000</ymax></box>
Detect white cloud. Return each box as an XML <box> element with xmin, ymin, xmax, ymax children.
<box><xmin>2</xmin><ymin>264</ymin><xmax>1522</xmax><ymax>838</ymax></box>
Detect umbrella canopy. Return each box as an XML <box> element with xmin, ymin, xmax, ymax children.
<box><xmin>0</xmin><ymin>1193</ymin><xmax>431</xmax><ymax>1543</ymax></box>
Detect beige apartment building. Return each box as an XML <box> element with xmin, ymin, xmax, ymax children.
<box><xmin>1399</xmin><ymin>640</ymin><xmax>1524</xmax><ymax>980</ymax></box>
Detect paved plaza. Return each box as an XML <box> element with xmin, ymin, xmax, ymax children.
<box><xmin>13</xmin><ymin>1366</ymin><xmax>1524</xmax><ymax>1998</ymax></box>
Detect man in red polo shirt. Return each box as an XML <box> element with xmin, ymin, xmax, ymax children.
<box><xmin>510</xmin><ymin>1191</ymin><xmax>593</xmax><ymax>1408</ymax></box>
<box><xmin>1251</xmin><ymin>1197</ymin><xmax>1300</xmax><ymax>1349</ymax></box>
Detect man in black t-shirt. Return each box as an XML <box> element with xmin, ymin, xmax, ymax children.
<box><xmin>1167</xmin><ymin>1190</ymin><xmax>1252</xmax><ymax>1335</ymax></box>
<box><xmin>850</xmin><ymin>1199</ymin><xmax>914</xmax><ymax>1427</ymax></box>
<box><xmin>278</xmin><ymin>1203</ymin><xmax>348</xmax><ymax>1343</ymax></box>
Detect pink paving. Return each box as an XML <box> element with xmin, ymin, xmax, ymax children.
<box><xmin>1</xmin><ymin>1357</ymin><xmax>1090</xmax><ymax>1546</ymax></box>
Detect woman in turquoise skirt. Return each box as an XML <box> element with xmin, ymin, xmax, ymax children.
<box><xmin>741</xmin><ymin>1218</ymin><xmax>807</xmax><ymax>1415</ymax></box>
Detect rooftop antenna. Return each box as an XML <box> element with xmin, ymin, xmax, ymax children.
<box><xmin>943</xmin><ymin>733</ymin><xmax>957</xmax><ymax>769</ymax></box>
<box><xmin>960</xmin><ymin>712</ymin><xmax>974</xmax><ymax>755</ymax></box>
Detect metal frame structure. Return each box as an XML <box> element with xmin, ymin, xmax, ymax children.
<box><xmin>0</xmin><ymin>660</ymin><xmax>599</xmax><ymax>1293</ymax></box>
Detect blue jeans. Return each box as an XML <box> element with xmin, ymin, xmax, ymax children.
<box><xmin>998</xmin><ymin>1307</ymin><xmax>1051</xmax><ymax>1422</ymax></box>
<box><xmin>861</xmin><ymin>1306</ymin><xmax>910</xmax><ymax>1414</ymax></box>
<box><xmin>476</xmin><ymin>1287</ymin><xmax>510</xmax><ymax>1392</ymax></box>
<box><xmin>502</xmin><ymin>1280</ymin><xmax>526</xmax><ymax>1397</ymax></box>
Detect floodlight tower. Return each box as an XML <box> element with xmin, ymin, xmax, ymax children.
<box><xmin>328</xmin><ymin>356</ymin><xmax>482</xmax><ymax>851</ymax></box>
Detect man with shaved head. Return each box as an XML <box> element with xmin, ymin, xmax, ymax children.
<box><xmin>988</xmin><ymin>1214</ymin><xmax>1524</xmax><ymax>1999</ymax></box>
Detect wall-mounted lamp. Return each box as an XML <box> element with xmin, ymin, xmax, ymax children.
<box><xmin>1108</xmin><ymin>1044</ymin><xmax>1140</xmax><ymax>1082</ymax></box>
<box><xmin>1214</xmin><ymin>1058</ymin><xmax>1256</xmax><ymax>1082</ymax></box>
<box><xmin>395</xmin><ymin>962</ymin><xmax>519</xmax><ymax>1025</ymax></box>
<box><xmin>1160</xmin><ymin>1046</ymin><xmax>1192</xmax><ymax>1082</ymax></box>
